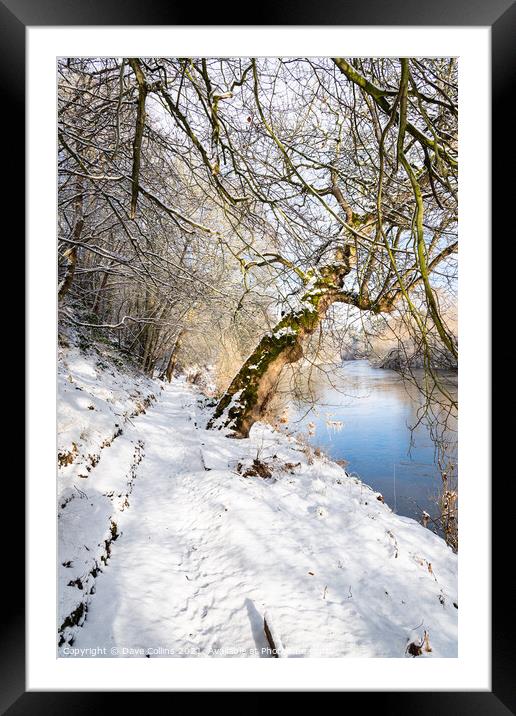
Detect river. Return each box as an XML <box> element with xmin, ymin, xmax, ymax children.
<box><xmin>288</xmin><ymin>360</ymin><xmax>458</xmax><ymax>529</ymax></box>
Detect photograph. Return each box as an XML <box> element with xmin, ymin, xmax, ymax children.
<box><xmin>0</xmin><ymin>0</ymin><xmax>508</xmax><ymax>699</ymax></box>
<box><xmin>56</xmin><ymin>55</ymin><xmax>459</xmax><ymax>659</ymax></box>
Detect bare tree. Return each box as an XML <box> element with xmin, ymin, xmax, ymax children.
<box><xmin>58</xmin><ymin>57</ymin><xmax>458</xmax><ymax>437</ymax></box>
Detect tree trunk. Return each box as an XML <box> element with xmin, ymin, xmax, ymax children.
<box><xmin>128</xmin><ymin>58</ymin><xmax>148</xmax><ymax>220</ymax></box>
<box><xmin>161</xmin><ymin>329</ymin><xmax>185</xmax><ymax>382</ymax></box>
<box><xmin>207</xmin><ymin>254</ymin><xmax>353</xmax><ymax>437</ymax></box>
<box><xmin>58</xmin><ymin>246</ymin><xmax>78</xmax><ymax>300</ymax></box>
<box><xmin>91</xmin><ymin>269</ymin><xmax>110</xmax><ymax>313</ymax></box>
<box><xmin>58</xmin><ymin>190</ymin><xmax>84</xmax><ymax>301</ymax></box>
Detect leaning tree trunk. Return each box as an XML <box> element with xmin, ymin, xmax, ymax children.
<box><xmin>207</xmin><ymin>253</ymin><xmax>354</xmax><ymax>437</ymax></box>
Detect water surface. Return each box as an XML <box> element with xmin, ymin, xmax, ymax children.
<box><xmin>289</xmin><ymin>360</ymin><xmax>457</xmax><ymax>527</ymax></box>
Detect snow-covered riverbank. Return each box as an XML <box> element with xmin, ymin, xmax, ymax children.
<box><xmin>58</xmin><ymin>339</ymin><xmax>458</xmax><ymax>658</ymax></box>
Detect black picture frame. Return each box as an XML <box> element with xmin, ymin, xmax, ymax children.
<box><xmin>6</xmin><ymin>0</ymin><xmax>510</xmax><ymax>709</ymax></box>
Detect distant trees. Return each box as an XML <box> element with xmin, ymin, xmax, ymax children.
<box><xmin>58</xmin><ymin>57</ymin><xmax>458</xmax><ymax>435</ymax></box>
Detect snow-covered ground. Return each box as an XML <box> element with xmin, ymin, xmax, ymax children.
<box><xmin>58</xmin><ymin>339</ymin><xmax>458</xmax><ymax>658</ymax></box>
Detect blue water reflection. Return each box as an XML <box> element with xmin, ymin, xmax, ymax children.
<box><xmin>290</xmin><ymin>360</ymin><xmax>457</xmax><ymax>524</ymax></box>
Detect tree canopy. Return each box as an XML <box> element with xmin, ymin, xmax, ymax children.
<box><xmin>58</xmin><ymin>56</ymin><xmax>458</xmax><ymax>434</ymax></box>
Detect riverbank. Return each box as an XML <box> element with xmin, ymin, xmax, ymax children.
<box><xmin>288</xmin><ymin>360</ymin><xmax>457</xmax><ymax>524</ymax></box>
<box><xmin>58</xmin><ymin>338</ymin><xmax>458</xmax><ymax>657</ymax></box>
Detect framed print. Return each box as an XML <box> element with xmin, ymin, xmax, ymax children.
<box><xmin>4</xmin><ymin>0</ymin><xmax>511</xmax><ymax>708</ymax></box>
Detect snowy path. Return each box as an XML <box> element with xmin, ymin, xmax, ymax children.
<box><xmin>60</xmin><ymin>370</ymin><xmax>458</xmax><ymax>658</ymax></box>
<box><xmin>68</xmin><ymin>383</ymin><xmax>272</xmax><ymax>657</ymax></box>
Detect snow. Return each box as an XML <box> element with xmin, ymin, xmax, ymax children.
<box><xmin>57</xmin><ymin>339</ymin><xmax>159</xmax><ymax>640</ymax></box>
<box><xmin>272</xmin><ymin>326</ymin><xmax>297</xmax><ymax>338</ymax></box>
<box><xmin>58</xmin><ymin>342</ymin><xmax>458</xmax><ymax>658</ymax></box>
<box><xmin>207</xmin><ymin>388</ymin><xmax>243</xmax><ymax>431</ymax></box>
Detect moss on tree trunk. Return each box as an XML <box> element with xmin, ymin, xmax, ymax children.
<box><xmin>208</xmin><ymin>257</ymin><xmax>353</xmax><ymax>437</ymax></box>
